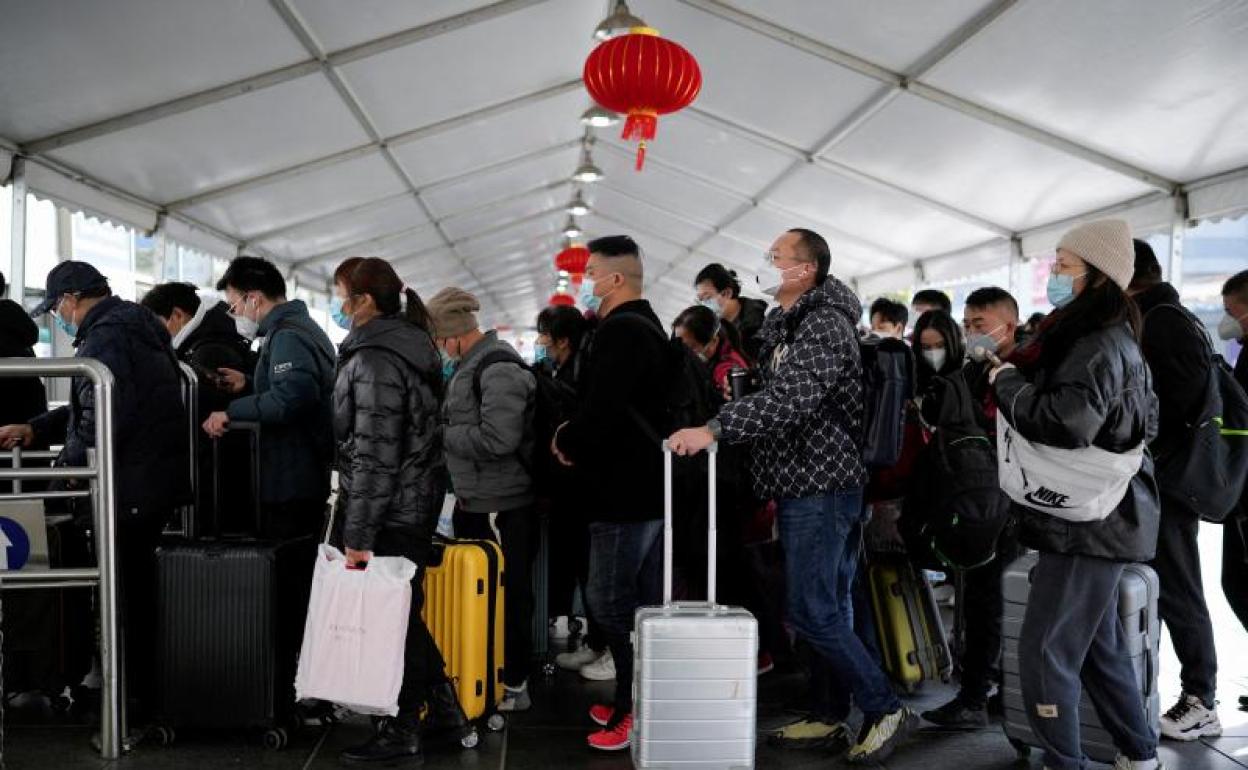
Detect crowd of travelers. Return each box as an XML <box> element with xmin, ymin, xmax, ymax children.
<box><xmin>1</xmin><ymin>215</ymin><xmax>1247</xmax><ymax>769</ymax></box>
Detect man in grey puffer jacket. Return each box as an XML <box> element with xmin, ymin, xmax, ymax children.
<box><xmin>428</xmin><ymin>287</ymin><xmax>538</xmax><ymax>712</ymax></box>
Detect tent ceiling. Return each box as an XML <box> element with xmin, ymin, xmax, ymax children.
<box><xmin>3</xmin><ymin>0</ymin><xmax>1247</xmax><ymax>327</ymax></box>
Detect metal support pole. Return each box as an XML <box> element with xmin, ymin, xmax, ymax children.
<box><xmin>1007</xmin><ymin>237</ymin><xmax>1028</xmax><ymax>307</ymax></box>
<box><xmin>150</xmin><ymin>212</ymin><xmax>170</xmax><ymax>282</ymax></box>
<box><xmin>1169</xmin><ymin>193</ymin><xmax>1188</xmax><ymax>292</ymax></box>
<box><xmin>8</xmin><ymin>157</ymin><xmax>27</xmax><ymax>303</ymax></box>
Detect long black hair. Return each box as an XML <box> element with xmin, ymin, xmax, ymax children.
<box><xmin>1033</xmin><ymin>264</ymin><xmax>1141</xmax><ymax>373</ymax></box>
<box><xmin>912</xmin><ymin>309</ymin><xmax>965</xmax><ymax>390</ymax></box>
<box><xmin>334</xmin><ymin>257</ymin><xmax>433</xmax><ymax>334</ymax></box>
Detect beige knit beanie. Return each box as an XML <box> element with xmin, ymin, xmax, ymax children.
<box><xmin>1056</xmin><ymin>219</ymin><xmax>1134</xmax><ymax>291</ymax></box>
<box><xmin>426</xmin><ymin>287</ymin><xmax>480</xmax><ymax>338</ymax></box>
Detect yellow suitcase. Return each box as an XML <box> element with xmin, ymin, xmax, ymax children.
<box><xmin>867</xmin><ymin>558</ymin><xmax>952</xmax><ymax>693</ymax></box>
<box><xmin>421</xmin><ymin>538</ymin><xmax>505</xmax><ymax>723</ymax></box>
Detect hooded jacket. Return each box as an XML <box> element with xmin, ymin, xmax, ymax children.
<box><xmin>443</xmin><ymin>330</ymin><xmax>536</xmax><ymax>513</ymax></box>
<box><xmin>992</xmin><ymin>322</ymin><xmax>1160</xmax><ymax>562</ymax></box>
<box><xmin>226</xmin><ymin>300</ymin><xmax>335</xmax><ymax>506</ymax></box>
<box><xmin>718</xmin><ymin>277</ymin><xmax>868</xmax><ymax>500</ymax></box>
<box><xmin>0</xmin><ymin>298</ymin><xmax>48</xmax><ymax>430</ymax></box>
<box><xmin>1133</xmin><ymin>282</ymin><xmax>1211</xmax><ymax>454</ymax></box>
<box><xmin>334</xmin><ymin>316</ymin><xmax>445</xmax><ymax>557</ymax></box>
<box><xmin>173</xmin><ymin>295</ymin><xmax>255</xmax><ymax>415</ymax></box>
<box><xmin>29</xmin><ymin>296</ymin><xmax>190</xmax><ymax>513</ymax></box>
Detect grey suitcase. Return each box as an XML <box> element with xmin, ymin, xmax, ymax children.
<box><xmin>632</xmin><ymin>443</ymin><xmax>758</xmax><ymax>770</ymax></box>
<box><xmin>1000</xmin><ymin>552</ymin><xmax>1160</xmax><ymax>763</ymax></box>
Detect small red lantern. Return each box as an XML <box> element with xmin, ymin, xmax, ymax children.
<box><xmin>583</xmin><ymin>28</ymin><xmax>702</xmax><ymax>170</ymax></box>
<box><xmin>549</xmin><ymin>293</ymin><xmax>576</xmax><ymax>307</ymax></box>
<box><xmin>555</xmin><ymin>245</ymin><xmax>590</xmax><ymax>276</ymax></box>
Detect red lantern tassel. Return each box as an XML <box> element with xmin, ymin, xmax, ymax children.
<box><xmin>636</xmin><ymin>141</ymin><xmax>646</xmax><ymax>171</ymax></box>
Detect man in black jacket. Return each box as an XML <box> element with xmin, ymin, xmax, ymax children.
<box><xmin>1218</xmin><ymin>270</ymin><xmax>1248</xmax><ymax>713</ymax></box>
<box><xmin>0</xmin><ymin>270</ymin><xmax>49</xmax><ymax>492</ymax></box>
<box><xmin>552</xmin><ymin>235</ymin><xmax>669</xmax><ymax>752</ymax></box>
<box><xmin>1129</xmin><ymin>240</ymin><xmax>1221</xmax><ymax>741</ymax></box>
<box><xmin>0</xmin><ymin>261</ymin><xmax>190</xmax><ymax>721</ymax></box>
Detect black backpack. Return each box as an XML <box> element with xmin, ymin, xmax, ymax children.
<box><xmin>471</xmin><ymin>349</ymin><xmax>575</xmax><ymax>494</ymax></box>
<box><xmin>860</xmin><ymin>335</ymin><xmax>914</xmax><ymax>468</ymax></box>
<box><xmin>902</xmin><ymin>369</ymin><xmax>1011</xmax><ymax>569</ymax></box>
<box><xmin>619</xmin><ymin>314</ymin><xmax>718</xmax><ymax>440</ymax></box>
<box><xmin>1145</xmin><ymin>305</ymin><xmax>1248</xmax><ymax>523</ymax></box>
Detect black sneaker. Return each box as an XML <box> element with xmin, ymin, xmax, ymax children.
<box><xmin>922</xmin><ymin>696</ymin><xmax>990</xmax><ymax>729</ymax></box>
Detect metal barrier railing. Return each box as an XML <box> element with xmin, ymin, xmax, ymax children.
<box><xmin>168</xmin><ymin>362</ymin><xmax>198</xmax><ymax>538</ymax></box>
<box><xmin>0</xmin><ymin>358</ymin><xmax>122</xmax><ymax>759</ymax></box>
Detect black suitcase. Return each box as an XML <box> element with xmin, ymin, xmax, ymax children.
<box><xmin>154</xmin><ymin>423</ymin><xmax>316</xmax><ymax>749</ymax></box>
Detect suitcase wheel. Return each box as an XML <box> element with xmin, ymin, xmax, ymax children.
<box><xmin>486</xmin><ymin>713</ymin><xmax>507</xmax><ymax>732</ymax></box>
<box><xmin>1007</xmin><ymin>737</ymin><xmax>1031</xmax><ymax>761</ymax></box>
<box><xmin>460</xmin><ymin>727</ymin><xmax>480</xmax><ymax>749</ymax></box>
<box><xmin>152</xmin><ymin>725</ymin><xmax>176</xmax><ymax>747</ymax></box>
<box><xmin>263</xmin><ymin>727</ymin><xmax>290</xmax><ymax>751</ymax></box>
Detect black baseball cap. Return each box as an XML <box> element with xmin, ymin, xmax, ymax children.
<box><xmin>30</xmin><ymin>261</ymin><xmax>110</xmax><ymax>317</ymax></box>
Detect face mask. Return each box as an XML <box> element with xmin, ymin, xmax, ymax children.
<box><xmin>1219</xmin><ymin>312</ymin><xmax>1247</xmax><ymax>341</ymax></box>
<box><xmin>330</xmin><ymin>296</ymin><xmax>352</xmax><ymax>330</ymax></box>
<box><xmin>698</xmin><ymin>297</ymin><xmax>723</xmax><ymax>316</ymax></box>
<box><xmin>533</xmin><ymin>343</ymin><xmax>549</xmax><ymax>364</ymax></box>
<box><xmin>922</xmin><ymin>348</ymin><xmax>947</xmax><ymax>372</ymax></box>
<box><xmin>966</xmin><ymin>324</ymin><xmax>1006</xmax><ymax>363</ymax></box>
<box><xmin>1046</xmin><ymin>272</ymin><xmax>1084</xmax><ymax>309</ymax></box>
<box><xmin>53</xmin><ymin>311</ymin><xmax>79</xmax><ymax>338</ymax></box>
<box><xmin>578</xmin><ymin>277</ymin><xmax>603</xmax><ymax>313</ymax></box>
<box><xmin>757</xmin><ymin>262</ymin><xmax>806</xmax><ymax>297</ymax></box>
<box><xmin>229</xmin><ymin>295</ymin><xmax>260</xmax><ymax>341</ymax></box>
<box><xmin>439</xmin><ymin>348</ymin><xmax>457</xmax><ymax>382</ymax></box>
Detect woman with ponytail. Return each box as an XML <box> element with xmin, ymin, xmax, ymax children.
<box><xmin>328</xmin><ymin>257</ymin><xmax>470</xmax><ymax>763</ymax></box>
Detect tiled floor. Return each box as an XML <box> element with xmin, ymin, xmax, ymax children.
<box><xmin>3</xmin><ymin>666</ymin><xmax>1245</xmax><ymax>769</ymax></box>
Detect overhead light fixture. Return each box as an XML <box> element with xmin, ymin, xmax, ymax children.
<box><xmin>572</xmin><ymin>145</ymin><xmax>604</xmax><ymax>183</ymax></box>
<box><xmin>566</xmin><ymin>190</ymin><xmax>590</xmax><ymax>217</ymax></box>
<box><xmin>562</xmin><ymin>217</ymin><xmax>583</xmax><ymax>239</ymax></box>
<box><xmin>558</xmin><ymin>269</ymin><xmax>570</xmax><ymax>278</ymax></box>
<box><xmin>580</xmin><ymin>104</ymin><xmax>620</xmax><ymax>128</ymax></box>
<box><xmin>594</xmin><ymin>0</ymin><xmax>647</xmax><ymax>40</ymax></box>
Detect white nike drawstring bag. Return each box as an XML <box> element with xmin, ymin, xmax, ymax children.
<box><xmin>996</xmin><ymin>408</ymin><xmax>1144</xmax><ymax>523</ymax></box>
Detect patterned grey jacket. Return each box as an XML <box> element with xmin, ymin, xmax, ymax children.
<box><xmin>718</xmin><ymin>276</ymin><xmax>868</xmax><ymax>500</ymax></box>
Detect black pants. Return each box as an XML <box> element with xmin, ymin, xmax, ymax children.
<box><xmin>1149</xmin><ymin>511</ymin><xmax>1218</xmax><ymax>704</ymax></box>
<box><xmin>454</xmin><ymin>505</ymin><xmax>538</xmax><ymax>687</ymax></box>
<box><xmin>372</xmin><ymin>529</ymin><xmax>449</xmax><ymax>719</ymax></box>
<box><xmin>117</xmin><ymin>508</ymin><xmax>173</xmax><ymax>720</ymax></box>
<box><xmin>1225</xmin><ymin>513</ymin><xmax>1248</xmax><ymax>634</ymax></box>
<box><xmin>958</xmin><ymin>538</ymin><xmax>1022</xmax><ymax>706</ymax></box>
<box><xmin>261</xmin><ymin>497</ymin><xmax>326</xmax><ymax>541</ymax></box>
<box><xmin>548</xmin><ymin>497</ymin><xmax>605</xmax><ymax>651</ymax></box>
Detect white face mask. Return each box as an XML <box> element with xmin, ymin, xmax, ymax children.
<box><xmin>229</xmin><ymin>294</ymin><xmax>260</xmax><ymax>341</ymax></box>
<box><xmin>756</xmin><ymin>261</ymin><xmax>806</xmax><ymax>297</ymax></box>
<box><xmin>1218</xmin><ymin>311</ymin><xmax>1247</xmax><ymax>341</ymax></box>
<box><xmin>922</xmin><ymin>348</ymin><xmax>947</xmax><ymax>372</ymax></box>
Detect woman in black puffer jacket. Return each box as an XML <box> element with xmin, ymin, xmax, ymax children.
<box><xmin>989</xmin><ymin>220</ymin><xmax>1161</xmax><ymax>770</ymax></box>
<box><xmin>329</xmin><ymin>257</ymin><xmax>470</xmax><ymax>765</ymax></box>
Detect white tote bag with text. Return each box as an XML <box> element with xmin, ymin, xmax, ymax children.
<box><xmin>996</xmin><ymin>411</ymin><xmax>1144</xmax><ymax>523</ymax></box>
<box><xmin>295</xmin><ymin>544</ymin><xmax>417</xmax><ymax>715</ymax></box>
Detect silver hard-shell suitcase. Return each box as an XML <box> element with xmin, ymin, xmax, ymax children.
<box><xmin>1000</xmin><ymin>552</ymin><xmax>1160</xmax><ymax>763</ymax></box>
<box><xmin>632</xmin><ymin>443</ymin><xmax>758</xmax><ymax>770</ymax></box>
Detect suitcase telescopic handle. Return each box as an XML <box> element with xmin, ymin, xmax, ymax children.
<box><xmin>661</xmin><ymin>440</ymin><xmax>718</xmax><ymax>606</ymax></box>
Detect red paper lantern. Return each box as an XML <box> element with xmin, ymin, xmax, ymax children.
<box><xmin>583</xmin><ymin>27</ymin><xmax>702</xmax><ymax>170</ymax></box>
<box><xmin>548</xmin><ymin>293</ymin><xmax>576</xmax><ymax>307</ymax></box>
<box><xmin>554</xmin><ymin>245</ymin><xmax>590</xmax><ymax>275</ymax></box>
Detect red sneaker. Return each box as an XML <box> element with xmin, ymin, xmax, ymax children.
<box><xmin>587</xmin><ymin>712</ymin><xmax>632</xmax><ymax>751</ymax></box>
<box><xmin>588</xmin><ymin>704</ymin><xmax>614</xmax><ymax>727</ymax></box>
<box><xmin>758</xmin><ymin>651</ymin><xmax>775</xmax><ymax>675</ymax></box>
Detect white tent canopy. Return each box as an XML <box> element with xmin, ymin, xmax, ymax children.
<box><xmin>3</xmin><ymin>0</ymin><xmax>1247</xmax><ymax>326</ymax></box>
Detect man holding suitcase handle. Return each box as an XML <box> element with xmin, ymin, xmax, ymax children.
<box><xmin>671</xmin><ymin>228</ymin><xmax>918</xmax><ymax>764</ymax></box>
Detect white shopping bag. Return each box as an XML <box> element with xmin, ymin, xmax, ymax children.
<box><xmin>997</xmin><ymin>411</ymin><xmax>1144</xmax><ymax>523</ymax></box>
<box><xmin>295</xmin><ymin>544</ymin><xmax>417</xmax><ymax>715</ymax></box>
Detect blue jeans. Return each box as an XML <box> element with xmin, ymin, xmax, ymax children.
<box><xmin>587</xmin><ymin>519</ymin><xmax>663</xmax><ymax>718</ymax></box>
<box><xmin>778</xmin><ymin>489</ymin><xmax>900</xmax><ymax>718</ymax></box>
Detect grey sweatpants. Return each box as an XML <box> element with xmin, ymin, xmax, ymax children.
<box><xmin>1019</xmin><ymin>551</ymin><xmax>1157</xmax><ymax>770</ymax></box>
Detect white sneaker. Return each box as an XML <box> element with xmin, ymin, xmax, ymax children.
<box><xmin>1160</xmin><ymin>693</ymin><xmax>1222</xmax><ymax>741</ymax></box>
<box><xmin>580</xmin><ymin>649</ymin><xmax>616</xmax><ymax>681</ymax></box>
<box><xmin>555</xmin><ymin>643</ymin><xmax>603</xmax><ymax>672</ymax></box>
<box><xmin>1113</xmin><ymin>754</ymin><xmax>1165</xmax><ymax>770</ymax></box>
